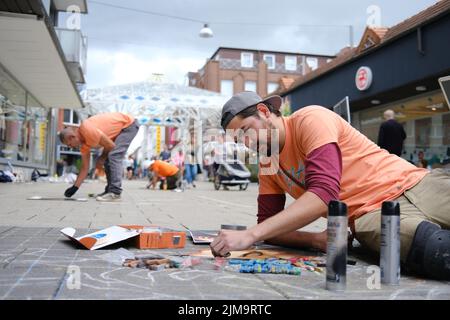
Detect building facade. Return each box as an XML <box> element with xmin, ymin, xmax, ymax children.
<box><xmin>0</xmin><ymin>0</ymin><xmax>88</xmax><ymax>180</ymax></box>
<box><xmin>188</xmin><ymin>47</ymin><xmax>334</xmax><ymax>99</ymax></box>
<box><xmin>276</xmin><ymin>0</ymin><xmax>450</xmax><ymax>167</ymax></box>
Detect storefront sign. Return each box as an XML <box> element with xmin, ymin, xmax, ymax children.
<box><xmin>355</xmin><ymin>66</ymin><xmax>373</xmax><ymax>91</ymax></box>
<box><xmin>39</xmin><ymin>122</ymin><xmax>47</xmax><ymax>153</ymax></box>
<box><xmin>155</xmin><ymin>126</ymin><xmax>161</xmax><ymax>154</ymax></box>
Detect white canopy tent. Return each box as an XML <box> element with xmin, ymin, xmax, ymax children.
<box><xmin>80</xmin><ymin>80</ymin><xmax>230</xmax><ymax>162</ymax></box>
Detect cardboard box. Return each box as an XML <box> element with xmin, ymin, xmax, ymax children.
<box><xmin>122</xmin><ymin>225</ymin><xmax>186</xmax><ymax>249</ymax></box>
<box><xmin>60</xmin><ymin>226</ymin><xmax>140</xmax><ymax>250</ymax></box>
<box><xmin>60</xmin><ymin>225</ymin><xmax>186</xmax><ymax>250</ymax></box>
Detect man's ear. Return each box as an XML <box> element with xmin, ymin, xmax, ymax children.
<box><xmin>256</xmin><ymin>103</ymin><xmax>270</xmax><ymax>118</ymax></box>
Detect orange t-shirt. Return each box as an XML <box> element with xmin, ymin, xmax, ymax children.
<box><xmin>79</xmin><ymin>112</ymin><xmax>135</xmax><ymax>155</ymax></box>
<box><xmin>259</xmin><ymin>105</ymin><xmax>428</xmax><ymax>222</ymax></box>
<box><xmin>151</xmin><ymin>160</ymin><xmax>179</xmax><ymax>177</ymax></box>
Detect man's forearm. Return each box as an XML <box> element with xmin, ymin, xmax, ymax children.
<box><xmin>74</xmin><ymin>166</ymin><xmax>89</xmax><ymax>188</ymax></box>
<box><xmin>249</xmin><ymin>191</ymin><xmax>327</xmax><ymax>242</ymax></box>
<box><xmin>264</xmin><ymin>230</ymin><xmax>323</xmax><ymax>250</ymax></box>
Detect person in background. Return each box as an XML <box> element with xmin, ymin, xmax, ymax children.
<box><xmin>133</xmin><ymin>156</ymin><xmax>138</xmax><ymax>177</ymax></box>
<box><xmin>147</xmin><ymin>159</ymin><xmax>181</xmax><ymax>190</ymax></box>
<box><xmin>59</xmin><ymin>112</ymin><xmax>139</xmax><ymax>201</ymax></box>
<box><xmin>184</xmin><ymin>136</ymin><xmax>199</xmax><ymax>188</ymax></box>
<box><xmin>172</xmin><ymin>149</ymin><xmax>185</xmax><ymax>178</ymax></box>
<box><xmin>416</xmin><ymin>151</ymin><xmax>429</xmax><ymax>169</ymax></box>
<box><xmin>159</xmin><ymin>144</ymin><xmax>171</xmax><ymax>161</ymax></box>
<box><xmin>125</xmin><ymin>155</ymin><xmax>134</xmax><ymax>180</ymax></box>
<box><xmin>142</xmin><ymin>157</ymin><xmax>151</xmax><ymax>178</ymax></box>
<box><xmin>203</xmin><ymin>153</ymin><xmax>212</xmax><ymax>181</ymax></box>
<box><xmin>56</xmin><ymin>159</ymin><xmax>64</xmax><ymax>177</ymax></box>
<box><xmin>377</xmin><ymin>109</ymin><xmax>406</xmax><ymax>156</ymax></box>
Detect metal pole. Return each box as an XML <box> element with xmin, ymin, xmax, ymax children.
<box><xmin>48</xmin><ymin>108</ymin><xmax>58</xmax><ymax>176</ymax></box>
<box><xmin>24</xmin><ymin>92</ymin><xmax>29</xmax><ymax>162</ymax></box>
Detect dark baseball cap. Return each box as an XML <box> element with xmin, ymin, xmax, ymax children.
<box><xmin>221</xmin><ymin>91</ymin><xmax>282</xmax><ymax>129</ymax></box>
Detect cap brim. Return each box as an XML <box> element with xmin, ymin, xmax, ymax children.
<box><xmin>262</xmin><ymin>95</ymin><xmax>282</xmax><ymax>110</ymax></box>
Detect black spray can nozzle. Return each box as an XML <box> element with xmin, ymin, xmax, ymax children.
<box><xmin>381</xmin><ymin>201</ymin><xmax>400</xmax><ymax>216</ymax></box>
<box><xmin>328</xmin><ymin>200</ymin><xmax>347</xmax><ymax>217</ymax></box>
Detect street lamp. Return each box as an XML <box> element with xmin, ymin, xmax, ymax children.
<box><xmin>199</xmin><ymin>23</ymin><xmax>213</xmax><ymax>38</ymax></box>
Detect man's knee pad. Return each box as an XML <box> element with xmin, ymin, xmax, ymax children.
<box><xmin>423</xmin><ymin>229</ymin><xmax>450</xmax><ymax>280</ymax></box>
<box><xmin>406</xmin><ymin>221</ymin><xmax>440</xmax><ymax>274</ymax></box>
<box><xmin>406</xmin><ymin>220</ymin><xmax>450</xmax><ymax>280</ymax></box>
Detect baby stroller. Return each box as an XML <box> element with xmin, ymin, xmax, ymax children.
<box><xmin>213</xmin><ymin>159</ymin><xmax>251</xmax><ymax>191</ymax></box>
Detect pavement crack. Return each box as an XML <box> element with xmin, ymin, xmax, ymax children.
<box><xmin>2</xmin><ymin>248</ymin><xmax>27</xmax><ymax>269</ymax></box>
<box><xmin>59</xmin><ymin>216</ymin><xmax>66</xmax><ymax>222</ymax></box>
<box><xmin>44</xmin><ymin>227</ymin><xmax>55</xmax><ymax>235</ymax></box>
<box><xmin>254</xmin><ymin>274</ymin><xmax>291</xmax><ymax>299</ymax></box>
<box><xmin>27</xmin><ymin>215</ymin><xmax>37</xmax><ymax>221</ymax></box>
<box><xmin>0</xmin><ymin>226</ymin><xmax>16</xmax><ymax>236</ymax></box>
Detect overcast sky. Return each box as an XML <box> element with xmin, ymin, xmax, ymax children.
<box><xmin>67</xmin><ymin>0</ymin><xmax>438</xmax><ymax>89</ymax></box>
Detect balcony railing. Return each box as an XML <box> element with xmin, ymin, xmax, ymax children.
<box><xmin>55</xmin><ymin>28</ymin><xmax>88</xmax><ymax>83</ymax></box>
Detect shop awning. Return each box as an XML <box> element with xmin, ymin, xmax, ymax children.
<box><xmin>0</xmin><ymin>12</ymin><xmax>83</xmax><ymax>109</ymax></box>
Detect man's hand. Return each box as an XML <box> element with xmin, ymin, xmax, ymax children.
<box><xmin>210</xmin><ymin>230</ymin><xmax>256</xmax><ymax>257</ymax></box>
<box><xmin>64</xmin><ymin>185</ymin><xmax>79</xmax><ymax>198</ymax></box>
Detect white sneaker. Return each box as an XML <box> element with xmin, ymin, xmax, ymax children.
<box><xmin>96</xmin><ymin>193</ymin><xmax>121</xmax><ymax>202</ymax></box>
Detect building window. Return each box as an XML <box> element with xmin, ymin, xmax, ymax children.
<box><xmin>220</xmin><ymin>80</ymin><xmax>234</xmax><ymax>96</ymax></box>
<box><xmin>285</xmin><ymin>55</ymin><xmax>297</xmax><ymax>71</ymax></box>
<box><xmin>244</xmin><ymin>81</ymin><xmax>257</xmax><ymax>92</ymax></box>
<box><xmin>306</xmin><ymin>57</ymin><xmax>318</xmax><ymax>71</ymax></box>
<box><xmin>241</xmin><ymin>52</ymin><xmax>253</xmax><ymax>68</ymax></box>
<box><xmin>356</xmin><ymin>92</ymin><xmax>450</xmax><ymax>167</ymax></box>
<box><xmin>267</xmin><ymin>82</ymin><xmax>279</xmax><ymax>94</ymax></box>
<box><xmin>63</xmin><ymin>109</ymin><xmax>80</xmax><ymax>125</ymax></box>
<box><xmin>0</xmin><ymin>102</ymin><xmax>48</xmax><ymax>164</ymax></box>
<box><xmin>263</xmin><ymin>54</ymin><xmax>275</xmax><ymax>69</ymax></box>
<box><xmin>363</xmin><ymin>37</ymin><xmax>376</xmax><ymax>50</ymax></box>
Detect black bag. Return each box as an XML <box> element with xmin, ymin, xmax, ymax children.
<box><xmin>0</xmin><ymin>170</ymin><xmax>13</xmax><ymax>183</ymax></box>
<box><xmin>31</xmin><ymin>169</ymin><xmax>40</xmax><ymax>182</ymax></box>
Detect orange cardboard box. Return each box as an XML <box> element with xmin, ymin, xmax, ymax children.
<box><xmin>121</xmin><ymin>225</ymin><xmax>186</xmax><ymax>249</ymax></box>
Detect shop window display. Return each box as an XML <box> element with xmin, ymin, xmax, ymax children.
<box><xmin>0</xmin><ymin>96</ymin><xmax>49</xmax><ymax>165</ymax></box>
<box><xmin>355</xmin><ymin>91</ymin><xmax>450</xmax><ymax>169</ymax></box>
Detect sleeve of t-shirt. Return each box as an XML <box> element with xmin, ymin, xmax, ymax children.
<box><xmin>295</xmin><ymin>107</ymin><xmax>340</xmax><ymax>156</ymax></box>
<box><xmin>257</xmin><ymin>171</ymin><xmax>286</xmax><ymax>223</ymax></box>
<box><xmin>304</xmin><ymin>143</ymin><xmax>342</xmax><ymax>205</ymax></box>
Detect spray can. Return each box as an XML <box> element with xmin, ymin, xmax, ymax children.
<box><xmin>380</xmin><ymin>201</ymin><xmax>400</xmax><ymax>285</ymax></box>
<box><xmin>326</xmin><ymin>200</ymin><xmax>348</xmax><ymax>291</ymax></box>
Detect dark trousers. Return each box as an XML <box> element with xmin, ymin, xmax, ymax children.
<box><xmin>104</xmin><ymin>120</ymin><xmax>139</xmax><ymax>195</ymax></box>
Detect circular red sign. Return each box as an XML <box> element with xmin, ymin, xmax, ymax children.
<box><xmin>355</xmin><ymin>66</ymin><xmax>373</xmax><ymax>91</ymax></box>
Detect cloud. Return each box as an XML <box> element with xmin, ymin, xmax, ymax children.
<box><xmin>81</xmin><ymin>0</ymin><xmax>438</xmax><ymax>88</ymax></box>
<box><xmin>87</xmin><ymin>48</ymin><xmax>205</xmax><ymax>88</ymax></box>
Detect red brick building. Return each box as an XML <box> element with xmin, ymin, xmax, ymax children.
<box><xmin>188</xmin><ymin>47</ymin><xmax>334</xmax><ymax>97</ymax></box>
